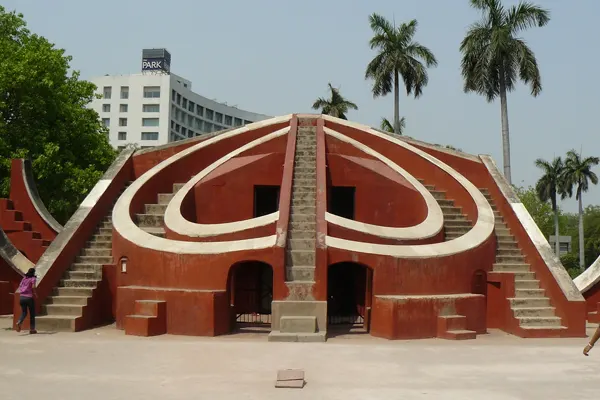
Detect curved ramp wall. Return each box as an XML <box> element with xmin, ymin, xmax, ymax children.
<box><xmin>574</xmin><ymin>255</ymin><xmax>600</xmax><ymax>321</ymax></box>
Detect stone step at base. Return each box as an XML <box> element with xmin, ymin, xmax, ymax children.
<box><xmin>517</xmin><ymin>316</ymin><xmax>562</xmax><ymax>327</ymax></box>
<box><xmin>287</xmin><ymin>266</ymin><xmax>315</xmax><ymax>281</ymax></box>
<box><xmin>43</xmin><ymin>304</ymin><xmax>84</xmax><ymax>316</ymax></box>
<box><xmin>35</xmin><ymin>315</ymin><xmax>80</xmax><ymax>332</ymax></box>
<box><xmin>509</xmin><ymin>297</ymin><xmax>551</xmax><ymax>308</ymax></box>
<box><xmin>142</xmin><ymin>227</ymin><xmax>166</xmax><ymax>238</ymax></box>
<box><xmin>267</xmin><ymin>331</ymin><xmax>327</xmax><ymax>343</ymax></box>
<box><xmin>514</xmin><ymin>280</ymin><xmax>541</xmax><ymax>289</ymax></box>
<box><xmin>439</xmin><ymin>330</ymin><xmax>477</xmax><ymax>340</ymax></box>
<box><xmin>158</xmin><ymin>193</ymin><xmax>174</xmax><ymax>205</ymax></box>
<box><xmin>512</xmin><ymin>307</ymin><xmax>556</xmax><ymax>317</ymax></box>
<box><xmin>515</xmin><ymin>289</ymin><xmax>546</xmax><ymax>298</ymax></box>
<box><xmin>46</xmin><ymin>296</ymin><xmax>89</xmax><ymax>306</ymax></box>
<box><xmin>54</xmin><ymin>287</ymin><xmax>94</xmax><ymax>297</ymax></box>
<box><xmin>493</xmin><ymin>263</ymin><xmax>531</xmax><ymax>272</ymax></box>
<box><xmin>145</xmin><ymin>204</ymin><xmax>168</xmax><ymax>214</ymax></box>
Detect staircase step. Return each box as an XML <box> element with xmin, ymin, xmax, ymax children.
<box><xmin>287</xmin><ymin>230</ymin><xmax>316</xmax><ymax>240</ymax></box>
<box><xmin>291</xmin><ymin>192</ymin><xmax>316</xmax><ymax>202</ymax></box>
<box><xmin>290</xmin><ymin>221</ymin><xmax>316</xmax><ymax>231</ymax></box>
<box><xmin>514</xmin><ymin>280</ymin><xmax>541</xmax><ymax>289</ymax></box>
<box><xmin>66</xmin><ymin>271</ymin><xmax>101</xmax><ymax>280</ymax></box>
<box><xmin>82</xmin><ymin>248</ymin><xmax>112</xmax><ymax>257</ymax></box>
<box><xmin>145</xmin><ymin>204</ymin><xmax>167</xmax><ymax>214</ymax></box>
<box><xmin>515</xmin><ymin>289</ymin><xmax>546</xmax><ymax>298</ymax></box>
<box><xmin>35</xmin><ymin>315</ymin><xmax>79</xmax><ymax>332</ymax></box>
<box><xmin>513</xmin><ymin>307</ymin><xmax>556</xmax><ymax>317</ymax></box>
<box><xmin>70</xmin><ymin>263</ymin><xmax>102</xmax><ymax>272</ymax></box>
<box><xmin>290</xmin><ymin>214</ymin><xmax>315</xmax><ymax>223</ymax></box>
<box><xmin>92</xmin><ymin>234</ymin><xmax>113</xmax><ymax>241</ymax></box>
<box><xmin>509</xmin><ymin>297</ymin><xmax>550</xmax><ymax>308</ymax></box>
<box><xmin>445</xmin><ymin>226</ymin><xmax>470</xmax><ymax>233</ymax></box>
<box><xmin>47</xmin><ymin>296</ymin><xmax>89</xmax><ymax>306</ymax></box>
<box><xmin>87</xmin><ymin>241</ymin><xmax>111</xmax><ymax>249</ymax></box>
<box><xmin>496</xmin><ymin>249</ymin><xmax>522</xmax><ymax>256</ymax></box>
<box><xmin>54</xmin><ymin>287</ymin><xmax>94</xmax><ymax>297</ymax></box>
<box><xmin>286</xmin><ymin>266</ymin><xmax>315</xmax><ymax>281</ymax></box>
<box><xmin>497</xmin><ymin>240</ymin><xmax>519</xmax><ymax>249</ymax></box>
<box><xmin>76</xmin><ymin>256</ymin><xmax>113</xmax><ymax>264</ymax></box>
<box><xmin>142</xmin><ymin>227</ymin><xmax>166</xmax><ymax>238</ymax></box>
<box><xmin>291</xmin><ymin>205</ymin><xmax>316</xmax><ymax>214</ymax></box>
<box><xmin>444</xmin><ymin>214</ymin><xmax>467</xmax><ymax>221</ymax></box>
<box><xmin>293</xmin><ymin>186</ymin><xmax>316</xmax><ymax>193</ymax></box>
<box><xmin>60</xmin><ymin>279</ymin><xmax>98</xmax><ymax>288</ymax></box>
<box><xmin>442</xmin><ymin>330</ymin><xmax>477</xmax><ymax>340</ymax></box>
<box><xmin>493</xmin><ymin>263</ymin><xmax>531</xmax><ymax>272</ymax></box>
<box><xmin>440</xmin><ymin>206</ymin><xmax>462</xmax><ymax>215</ymax></box>
<box><xmin>287</xmin><ymin>238</ymin><xmax>315</xmax><ymax>251</ymax></box>
<box><xmin>444</xmin><ymin>220</ymin><xmax>471</xmax><ymax>227</ymax></box>
<box><xmin>43</xmin><ymin>304</ymin><xmax>84</xmax><ymax>316</ymax></box>
<box><xmin>98</xmin><ymin>227</ymin><xmax>113</xmax><ymax>234</ymax></box>
<box><xmin>517</xmin><ymin>316</ymin><xmax>562</xmax><ymax>327</ymax></box>
<box><xmin>173</xmin><ymin>183</ymin><xmax>185</xmax><ymax>193</ymax></box>
<box><xmin>158</xmin><ymin>193</ymin><xmax>174</xmax><ymax>205</ymax></box>
<box><xmin>496</xmin><ymin>255</ymin><xmax>526</xmax><ymax>263</ymax></box>
<box><xmin>136</xmin><ymin>214</ymin><xmax>164</xmax><ymax>227</ymax></box>
<box><xmin>286</xmin><ymin>250</ymin><xmax>315</xmax><ymax>266</ymax></box>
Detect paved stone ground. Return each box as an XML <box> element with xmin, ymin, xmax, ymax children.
<box><xmin>1</xmin><ymin>316</ymin><xmax>599</xmax><ymax>399</ymax></box>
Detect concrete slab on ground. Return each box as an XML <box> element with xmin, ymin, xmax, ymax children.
<box><xmin>0</xmin><ymin>316</ymin><xmax>599</xmax><ymax>399</ymax></box>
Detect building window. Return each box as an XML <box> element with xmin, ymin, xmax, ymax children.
<box><xmin>120</xmin><ymin>86</ymin><xmax>129</xmax><ymax>99</ymax></box>
<box><xmin>118</xmin><ymin>132</ymin><xmax>127</xmax><ymax>140</ymax></box>
<box><xmin>204</xmin><ymin>122</ymin><xmax>213</xmax><ymax>132</ymax></box>
<box><xmin>182</xmin><ymin>98</ymin><xmax>188</xmax><ymax>108</ymax></box>
<box><xmin>188</xmin><ymin>101</ymin><xmax>195</xmax><ymax>112</ymax></box>
<box><xmin>205</xmin><ymin>109</ymin><xmax>214</xmax><ymax>120</ymax></box>
<box><xmin>120</xmin><ymin>104</ymin><xmax>128</xmax><ymax>113</ymax></box>
<box><xmin>171</xmin><ymin>120</ymin><xmax>175</xmax><ymax>129</ymax></box>
<box><xmin>177</xmin><ymin>93</ymin><xmax>181</xmax><ymax>105</ymax></box>
<box><xmin>175</xmin><ymin>124</ymin><xmax>180</xmax><ymax>132</ymax></box>
<box><xmin>119</xmin><ymin>118</ymin><xmax>127</xmax><ymax>127</ymax></box>
<box><xmin>102</xmin><ymin>118</ymin><xmax>110</xmax><ymax>127</ymax></box>
<box><xmin>196</xmin><ymin>105</ymin><xmax>204</xmax><ymax>116</ymax></box>
<box><xmin>181</xmin><ymin>127</ymin><xmax>187</xmax><ymax>136</ymax></box>
<box><xmin>102</xmin><ymin>104</ymin><xmax>111</xmax><ymax>112</ymax></box>
<box><xmin>143</xmin><ymin>104</ymin><xmax>160</xmax><ymax>112</ymax></box>
<box><xmin>215</xmin><ymin>112</ymin><xmax>223</xmax><ymax>123</ymax></box>
<box><xmin>103</xmin><ymin>87</ymin><xmax>112</xmax><ymax>99</ymax></box>
<box><xmin>225</xmin><ymin>115</ymin><xmax>232</xmax><ymax>126</ymax></box>
<box><xmin>244</xmin><ymin>120</ymin><xmax>252</xmax><ymax>125</ymax></box>
<box><xmin>142</xmin><ymin>118</ymin><xmax>159</xmax><ymax>127</ymax></box>
<box><xmin>187</xmin><ymin>115</ymin><xmax>193</xmax><ymax>126</ymax></box>
<box><xmin>141</xmin><ymin>132</ymin><xmax>159</xmax><ymax>141</ymax></box>
<box><xmin>195</xmin><ymin>118</ymin><xmax>202</xmax><ymax>130</ymax></box>
<box><xmin>234</xmin><ymin>118</ymin><xmax>242</xmax><ymax>126</ymax></box>
<box><xmin>171</xmin><ymin>90</ymin><xmax>176</xmax><ymax>101</ymax></box>
<box><xmin>188</xmin><ymin>130</ymin><xmax>194</xmax><ymax>138</ymax></box>
<box><xmin>143</xmin><ymin>86</ymin><xmax>160</xmax><ymax>98</ymax></box>
<box><xmin>175</xmin><ymin>108</ymin><xmax>181</xmax><ymax>121</ymax></box>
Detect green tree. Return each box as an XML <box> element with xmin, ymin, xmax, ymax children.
<box><xmin>380</xmin><ymin>117</ymin><xmax>406</xmax><ymax>134</ymax></box>
<box><xmin>460</xmin><ymin>0</ymin><xmax>550</xmax><ymax>184</ymax></box>
<box><xmin>0</xmin><ymin>7</ymin><xmax>116</xmax><ymax>224</ymax></box>
<box><xmin>514</xmin><ymin>185</ymin><xmax>554</xmax><ymax>238</ymax></box>
<box><xmin>365</xmin><ymin>14</ymin><xmax>437</xmax><ymax>135</ymax></box>
<box><xmin>535</xmin><ymin>157</ymin><xmax>568</xmax><ymax>255</ymax></box>
<box><xmin>312</xmin><ymin>83</ymin><xmax>358</xmax><ymax>120</ymax></box>
<box><xmin>562</xmin><ymin>150</ymin><xmax>600</xmax><ymax>270</ymax></box>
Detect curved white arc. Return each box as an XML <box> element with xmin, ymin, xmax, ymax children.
<box><xmin>112</xmin><ymin>115</ymin><xmax>292</xmax><ymax>254</ymax></box>
<box><xmin>323</xmin><ymin>127</ymin><xmax>443</xmax><ymax>240</ymax></box>
<box><xmin>573</xmin><ymin>252</ymin><xmax>599</xmax><ymax>294</ymax></box>
<box><xmin>321</xmin><ymin>121</ymin><xmax>494</xmax><ymax>257</ymax></box>
<box><xmin>164</xmin><ymin>127</ymin><xmax>289</xmax><ymax>237</ymax></box>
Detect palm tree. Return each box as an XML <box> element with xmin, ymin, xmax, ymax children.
<box><xmin>312</xmin><ymin>83</ymin><xmax>358</xmax><ymax>120</ymax></box>
<box><xmin>381</xmin><ymin>117</ymin><xmax>406</xmax><ymax>134</ymax></box>
<box><xmin>365</xmin><ymin>14</ymin><xmax>437</xmax><ymax>135</ymax></box>
<box><xmin>460</xmin><ymin>0</ymin><xmax>550</xmax><ymax>185</ymax></box>
<box><xmin>562</xmin><ymin>150</ymin><xmax>599</xmax><ymax>270</ymax></box>
<box><xmin>535</xmin><ymin>157</ymin><xmax>568</xmax><ymax>256</ymax></box>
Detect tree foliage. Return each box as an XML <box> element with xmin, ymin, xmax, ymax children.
<box><xmin>0</xmin><ymin>6</ymin><xmax>116</xmax><ymax>223</ymax></box>
<box><xmin>312</xmin><ymin>83</ymin><xmax>358</xmax><ymax>120</ymax></box>
<box><xmin>514</xmin><ymin>185</ymin><xmax>554</xmax><ymax>238</ymax></box>
<box><xmin>365</xmin><ymin>14</ymin><xmax>437</xmax><ymax>134</ymax></box>
<box><xmin>380</xmin><ymin>117</ymin><xmax>405</xmax><ymax>134</ymax></box>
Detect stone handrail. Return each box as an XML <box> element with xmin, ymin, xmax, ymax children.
<box><xmin>19</xmin><ymin>159</ymin><xmax>63</xmax><ymax>234</ymax></box>
<box><xmin>574</xmin><ymin>255</ymin><xmax>600</xmax><ymax>294</ymax></box>
<box><xmin>0</xmin><ymin>226</ymin><xmax>32</xmax><ymax>276</ymax></box>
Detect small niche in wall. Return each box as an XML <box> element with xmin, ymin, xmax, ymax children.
<box><xmin>120</xmin><ymin>257</ymin><xmax>128</xmax><ymax>273</ymax></box>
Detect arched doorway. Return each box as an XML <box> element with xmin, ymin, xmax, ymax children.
<box><xmin>327</xmin><ymin>262</ymin><xmax>373</xmax><ymax>333</ymax></box>
<box><xmin>229</xmin><ymin>261</ymin><xmax>273</xmax><ymax>332</ymax></box>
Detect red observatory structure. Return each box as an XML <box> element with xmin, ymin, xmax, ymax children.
<box><xmin>0</xmin><ymin>114</ymin><xmax>587</xmax><ymax>340</ymax></box>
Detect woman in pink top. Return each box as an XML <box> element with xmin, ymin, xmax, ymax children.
<box><xmin>16</xmin><ymin>268</ymin><xmax>37</xmax><ymax>334</ymax></box>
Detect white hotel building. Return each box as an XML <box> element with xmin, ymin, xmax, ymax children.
<box><xmin>89</xmin><ymin>49</ymin><xmax>270</xmax><ymax>149</ymax></box>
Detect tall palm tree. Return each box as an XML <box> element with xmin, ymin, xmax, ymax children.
<box><xmin>312</xmin><ymin>83</ymin><xmax>358</xmax><ymax>120</ymax></box>
<box><xmin>562</xmin><ymin>150</ymin><xmax>599</xmax><ymax>270</ymax></box>
<box><xmin>460</xmin><ymin>0</ymin><xmax>550</xmax><ymax>185</ymax></box>
<box><xmin>365</xmin><ymin>14</ymin><xmax>437</xmax><ymax>135</ymax></box>
<box><xmin>535</xmin><ymin>157</ymin><xmax>568</xmax><ymax>256</ymax></box>
<box><xmin>381</xmin><ymin>117</ymin><xmax>406</xmax><ymax>135</ymax></box>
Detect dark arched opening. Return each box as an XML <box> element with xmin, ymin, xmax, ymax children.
<box><xmin>327</xmin><ymin>262</ymin><xmax>373</xmax><ymax>334</ymax></box>
<box><xmin>472</xmin><ymin>269</ymin><xmax>487</xmax><ymax>296</ymax></box>
<box><xmin>228</xmin><ymin>261</ymin><xmax>273</xmax><ymax>333</ymax></box>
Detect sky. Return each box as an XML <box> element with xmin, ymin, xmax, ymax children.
<box><xmin>4</xmin><ymin>0</ymin><xmax>599</xmax><ymax>212</ymax></box>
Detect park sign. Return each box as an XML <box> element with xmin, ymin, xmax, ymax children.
<box><xmin>141</xmin><ymin>48</ymin><xmax>171</xmax><ymax>73</ymax></box>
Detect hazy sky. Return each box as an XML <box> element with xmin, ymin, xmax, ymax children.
<box><xmin>4</xmin><ymin>0</ymin><xmax>599</xmax><ymax>212</ymax></box>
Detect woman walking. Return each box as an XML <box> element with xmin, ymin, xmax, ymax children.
<box><xmin>15</xmin><ymin>268</ymin><xmax>37</xmax><ymax>334</ymax></box>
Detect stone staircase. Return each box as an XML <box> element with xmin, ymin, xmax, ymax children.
<box><xmin>0</xmin><ymin>198</ymin><xmax>51</xmax><ymax>262</ymax></box>
<box><xmin>135</xmin><ymin>183</ymin><xmax>185</xmax><ymax>238</ymax></box>
<box><xmin>418</xmin><ymin>179</ymin><xmax>473</xmax><ymax>241</ymax></box>
<box><xmin>480</xmin><ymin>188</ymin><xmax>565</xmax><ymax>334</ymax></box>
<box><xmin>36</xmin><ymin>184</ymin><xmax>130</xmax><ymax>331</ymax></box>
<box><xmin>268</xmin><ymin>121</ymin><xmax>326</xmax><ymax>342</ymax></box>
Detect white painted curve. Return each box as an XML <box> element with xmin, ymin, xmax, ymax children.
<box><xmin>323</xmin><ymin>127</ymin><xmax>443</xmax><ymax>240</ymax></box>
<box><xmin>574</xmin><ymin>255</ymin><xmax>600</xmax><ymax>294</ymax></box>
<box><xmin>112</xmin><ymin>115</ymin><xmax>292</xmax><ymax>254</ymax></box>
<box><xmin>322</xmin><ymin>116</ymin><xmax>495</xmax><ymax>258</ymax></box>
<box><xmin>164</xmin><ymin>127</ymin><xmax>289</xmax><ymax>238</ymax></box>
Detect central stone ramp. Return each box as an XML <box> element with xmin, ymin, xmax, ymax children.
<box><xmin>269</xmin><ymin>119</ymin><xmax>326</xmax><ymax>342</ymax></box>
